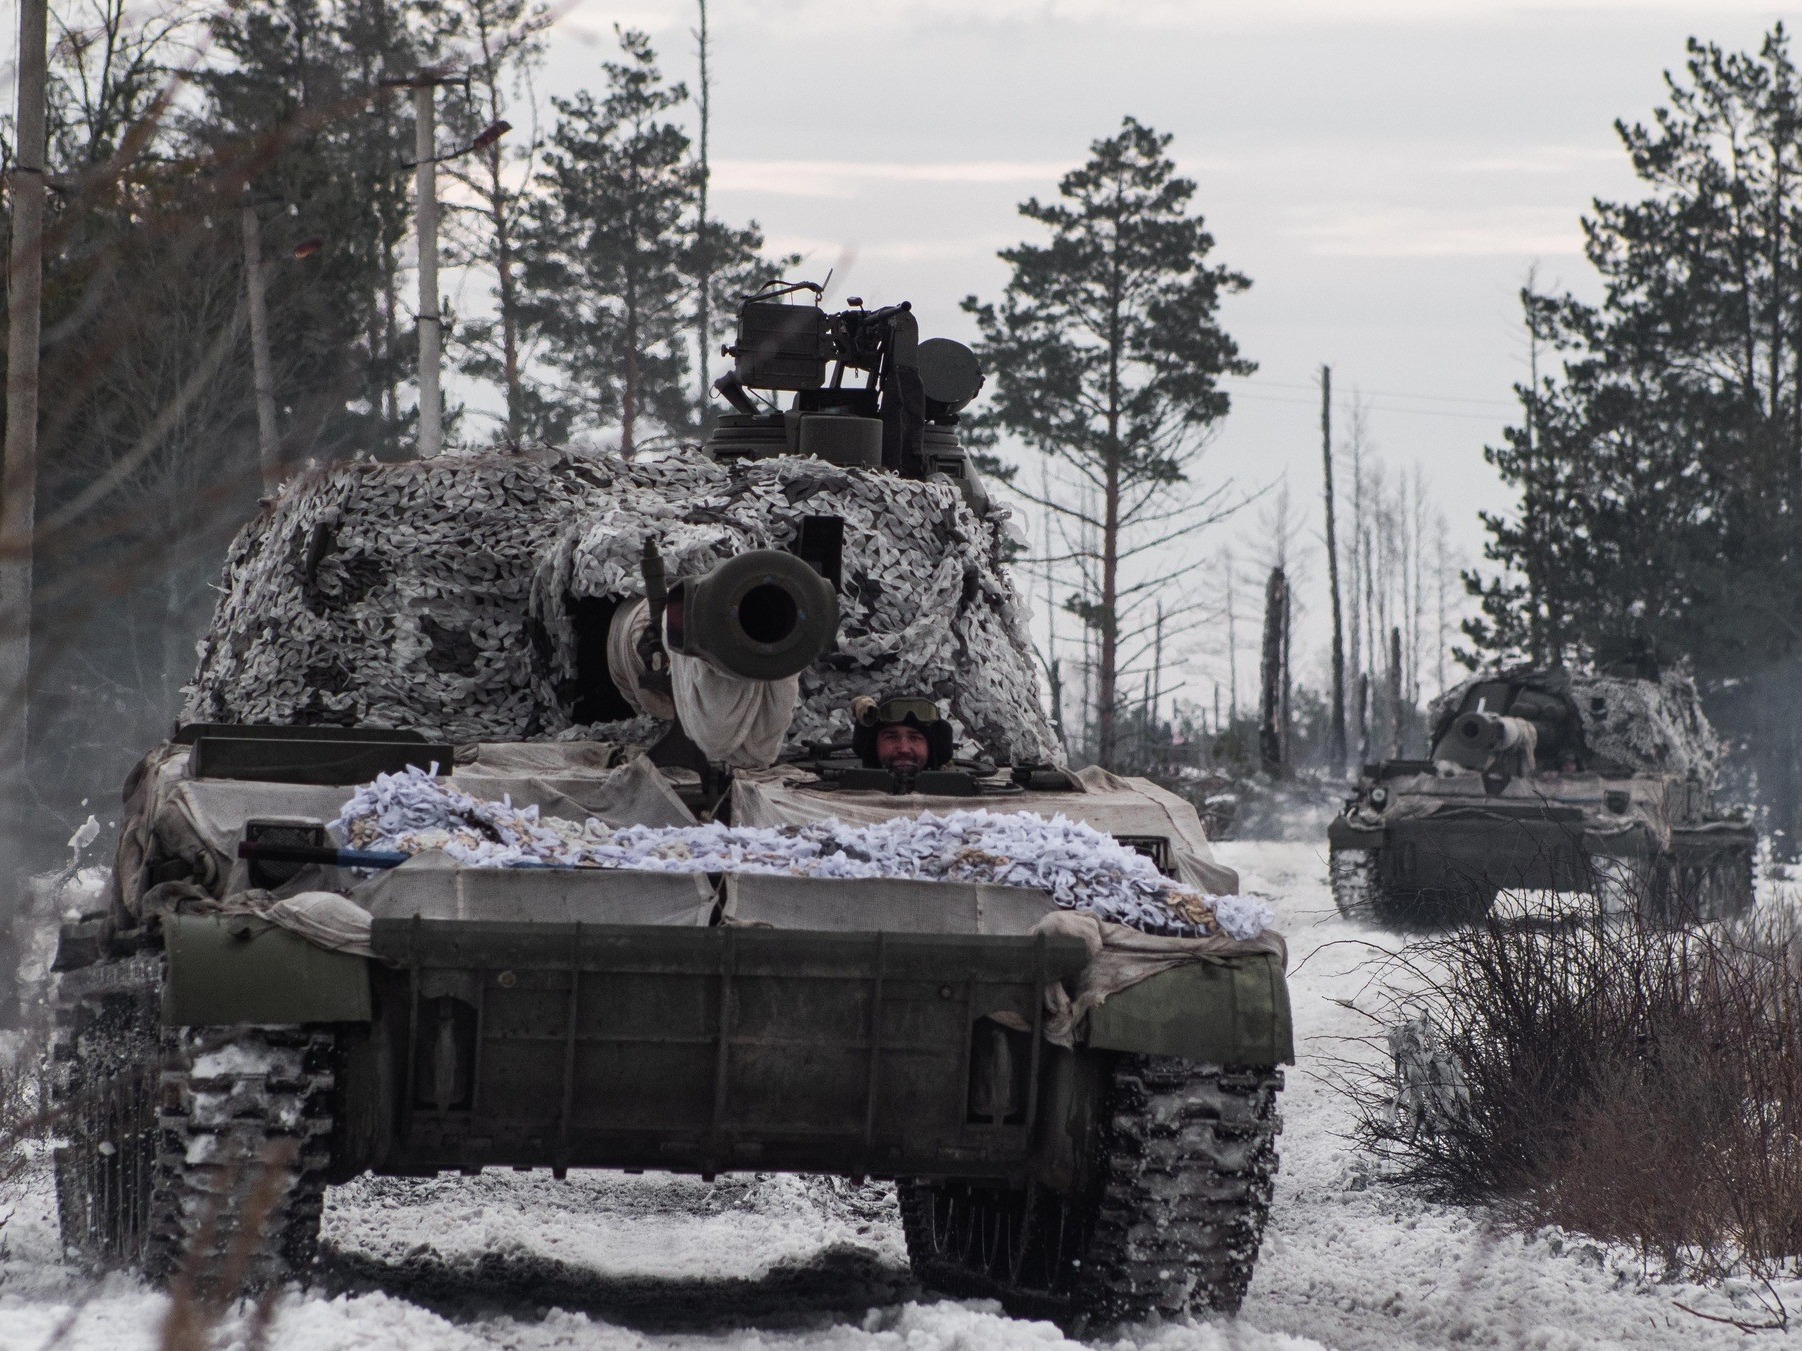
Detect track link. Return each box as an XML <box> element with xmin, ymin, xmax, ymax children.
<box><xmin>899</xmin><ymin>1055</ymin><xmax>1283</xmax><ymax>1327</ymax></box>
<box><xmin>1329</xmin><ymin>848</ymin><xmax>1380</xmax><ymax>921</ymax></box>
<box><xmin>1073</xmin><ymin>1058</ymin><xmax>1282</xmax><ymax>1321</ymax></box>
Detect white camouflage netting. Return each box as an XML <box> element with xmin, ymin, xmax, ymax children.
<box><xmin>182</xmin><ymin>448</ymin><xmax>1059</xmax><ymax>765</ymax></box>
<box><xmin>1432</xmin><ymin>667</ymin><xmax>1722</xmax><ymax>782</ymax></box>
<box><xmin>332</xmin><ymin>766</ymin><xmax>1274</xmax><ymax>941</ymax></box>
<box><xmin>530</xmin><ymin>452</ymin><xmax>1055</xmax><ymax>761</ymax></box>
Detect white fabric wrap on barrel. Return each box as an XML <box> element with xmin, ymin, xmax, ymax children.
<box><xmin>669</xmin><ymin>651</ymin><xmax>799</xmax><ymax>769</ymax></box>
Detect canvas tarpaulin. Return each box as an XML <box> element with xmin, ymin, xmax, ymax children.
<box><xmin>112</xmin><ymin>745</ymin><xmax>696</xmax><ymax>921</ymax></box>
<box><xmin>1030</xmin><ymin>909</ymin><xmax>1288</xmax><ymax>1048</ymax></box>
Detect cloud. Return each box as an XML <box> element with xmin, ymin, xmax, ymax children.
<box><xmin>710</xmin><ymin>160</ymin><xmax>1074</xmax><ymax>199</ymax></box>
<box><xmin>1449</xmin><ymin>146</ymin><xmax>1623</xmax><ymax>175</ymax></box>
<box><xmin>1289</xmin><ymin>205</ymin><xmax>1584</xmax><ymax>258</ymax></box>
<box><xmin>569</xmin><ymin>0</ymin><xmax>1782</xmax><ymax>36</ymax></box>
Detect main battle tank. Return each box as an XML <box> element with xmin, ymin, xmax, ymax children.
<box><xmin>1327</xmin><ymin>665</ymin><xmax>1755</xmax><ymax>927</ymax></box>
<box><xmin>49</xmin><ymin>283</ymin><xmax>1292</xmax><ymax>1327</ymax></box>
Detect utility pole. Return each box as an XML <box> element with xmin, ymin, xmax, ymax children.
<box><xmin>241</xmin><ymin>202</ymin><xmax>281</xmax><ymax>489</ymax></box>
<box><xmin>1389</xmin><ymin>626</ymin><xmax>1405</xmax><ymax>758</ymax></box>
<box><xmin>1321</xmin><ymin>365</ymin><xmax>1347</xmax><ymax>778</ymax></box>
<box><xmin>414</xmin><ymin>79</ymin><xmax>444</xmax><ymax>459</ymax></box>
<box><xmin>0</xmin><ymin>0</ymin><xmax>47</xmax><ymax>1021</ymax></box>
<box><xmin>693</xmin><ymin>0</ymin><xmax>713</xmax><ymax>430</ymax></box>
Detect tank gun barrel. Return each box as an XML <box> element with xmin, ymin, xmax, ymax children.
<box><xmin>663</xmin><ymin>548</ymin><xmax>839</xmax><ymax>682</ymax></box>
<box><xmin>1435</xmin><ymin>710</ymin><xmax>1538</xmax><ymax>772</ymax></box>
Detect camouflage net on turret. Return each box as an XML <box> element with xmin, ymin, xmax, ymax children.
<box><xmin>181</xmin><ymin>448</ymin><xmax>1061</xmax><ymax>766</ymax></box>
<box><xmin>1430</xmin><ymin>666</ymin><xmax>1721</xmax><ymax>783</ymax></box>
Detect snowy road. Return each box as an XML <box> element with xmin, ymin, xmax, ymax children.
<box><xmin>0</xmin><ymin>841</ymin><xmax>1798</xmax><ymax>1350</ymax></box>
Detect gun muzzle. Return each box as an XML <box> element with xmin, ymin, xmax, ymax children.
<box><xmin>1435</xmin><ymin>710</ymin><xmax>1535</xmax><ymax>771</ymax></box>
<box><xmin>664</xmin><ymin>549</ymin><xmax>839</xmax><ymax>681</ymax></box>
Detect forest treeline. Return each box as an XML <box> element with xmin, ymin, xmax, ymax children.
<box><xmin>1084</xmin><ymin>23</ymin><xmax>1802</xmax><ymax>853</ymax></box>
<box><xmin>8</xmin><ymin>5</ymin><xmax>1799</xmax><ymax>860</ymax></box>
<box><xmin>4</xmin><ymin>0</ymin><xmax>779</xmax><ymax>862</ymax></box>
<box><xmin>1466</xmin><ymin>25</ymin><xmax>1802</xmax><ymax>851</ymax></box>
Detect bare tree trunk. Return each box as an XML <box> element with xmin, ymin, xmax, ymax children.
<box><xmin>0</xmin><ymin>0</ymin><xmax>47</xmax><ymax>1022</ymax></box>
<box><xmin>1435</xmin><ymin>517</ymin><xmax>1450</xmax><ymax>695</ymax></box>
<box><xmin>241</xmin><ymin>202</ymin><xmax>280</xmax><ymax>488</ymax></box>
<box><xmin>1357</xmin><ymin>671</ymin><xmax>1370</xmax><ymax>764</ymax></box>
<box><xmin>381</xmin><ymin>258</ymin><xmax>399</xmax><ymax>427</ymax></box>
<box><xmin>1389</xmin><ymin>625</ymin><xmax>1404</xmax><ymax>758</ymax></box>
<box><xmin>1259</xmin><ymin>567</ymin><xmax>1287</xmax><ymax>778</ymax></box>
<box><xmin>1347</xmin><ymin>407</ymin><xmax>1363</xmax><ymax>714</ymax></box>
<box><xmin>496</xmin><ymin>204</ymin><xmax>521</xmax><ymax>440</ymax></box>
<box><xmin>621</xmin><ymin>288</ymin><xmax>639</xmax><ymax>456</ymax></box>
<box><xmin>1224</xmin><ymin>547</ymin><xmax>1238</xmax><ymax>721</ymax></box>
<box><xmin>1097</xmin><ymin>448</ymin><xmax>1120</xmax><ymax>766</ymax></box>
<box><xmin>1281</xmin><ymin>574</ymin><xmax>1292</xmax><ymax>769</ymax></box>
<box><xmin>1150</xmin><ymin>600</ymin><xmax>1165</xmax><ymax>768</ymax></box>
<box><xmin>1363</xmin><ymin>521</ymin><xmax>1376</xmax><ymax>755</ymax></box>
<box><xmin>1321</xmin><ymin>365</ymin><xmax>1346</xmax><ymax>775</ymax></box>
<box><xmin>1522</xmin><ymin>268</ymin><xmax>1550</xmax><ymax>666</ymax></box>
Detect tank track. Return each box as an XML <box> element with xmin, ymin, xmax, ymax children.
<box><xmin>1662</xmin><ymin>837</ymin><xmax>1756</xmax><ymax>923</ymax></box>
<box><xmin>1330</xmin><ymin>847</ymin><xmax>1494</xmax><ymax>929</ymax></box>
<box><xmin>52</xmin><ymin>958</ymin><xmax>335</xmax><ymax>1288</ymax></box>
<box><xmin>898</xmin><ymin>1056</ymin><xmax>1282</xmax><ymax>1328</ymax></box>
<box><xmin>1329</xmin><ymin>847</ymin><xmax>1380</xmax><ymax>921</ymax></box>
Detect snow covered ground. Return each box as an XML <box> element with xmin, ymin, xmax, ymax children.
<box><xmin>1</xmin><ymin>841</ymin><xmax>1798</xmax><ymax>1350</ymax></box>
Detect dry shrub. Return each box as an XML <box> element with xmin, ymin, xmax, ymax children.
<box><xmin>1358</xmin><ymin>891</ymin><xmax>1802</xmax><ymax>1285</ymax></box>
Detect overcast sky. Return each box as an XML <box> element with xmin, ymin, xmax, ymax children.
<box><xmin>517</xmin><ymin>1</ymin><xmax>1783</xmax><ymax>697</ymax></box>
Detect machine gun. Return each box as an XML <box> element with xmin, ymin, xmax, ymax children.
<box><xmin>708</xmin><ymin>280</ymin><xmax>985</xmax><ymax>484</ymax></box>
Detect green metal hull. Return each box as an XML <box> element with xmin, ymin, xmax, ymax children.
<box><xmin>159</xmin><ymin>914</ymin><xmax>1291</xmax><ymax>1185</ymax></box>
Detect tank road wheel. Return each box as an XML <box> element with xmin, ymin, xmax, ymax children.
<box><xmin>899</xmin><ymin>1057</ymin><xmax>1283</xmax><ymax>1328</ymax></box>
<box><xmin>53</xmin><ymin>962</ymin><xmax>336</xmax><ymax>1288</ymax></box>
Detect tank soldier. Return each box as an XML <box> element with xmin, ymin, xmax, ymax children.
<box><xmin>851</xmin><ymin>694</ymin><xmax>954</xmax><ymax>778</ymax></box>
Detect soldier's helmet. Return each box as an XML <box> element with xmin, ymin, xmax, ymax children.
<box><xmin>851</xmin><ymin>694</ymin><xmax>955</xmax><ymax>770</ymax></box>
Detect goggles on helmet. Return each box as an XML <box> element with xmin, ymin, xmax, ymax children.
<box><xmin>856</xmin><ymin>696</ymin><xmax>942</xmax><ymax>728</ymax></box>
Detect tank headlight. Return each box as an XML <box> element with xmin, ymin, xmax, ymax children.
<box><xmin>1370</xmin><ymin>786</ymin><xmax>1390</xmax><ymax>809</ymax></box>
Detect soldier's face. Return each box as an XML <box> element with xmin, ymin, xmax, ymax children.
<box><xmin>876</xmin><ymin>725</ymin><xmax>931</xmax><ymax>773</ymax></box>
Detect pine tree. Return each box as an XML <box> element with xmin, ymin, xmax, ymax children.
<box><xmin>440</xmin><ymin>0</ymin><xmax>551</xmax><ymax>443</ymax></box>
<box><xmin>965</xmin><ymin>117</ymin><xmax>1253</xmax><ymax>767</ymax></box>
<box><xmin>188</xmin><ymin>0</ymin><xmax>438</xmax><ymax>459</ymax></box>
<box><xmin>1469</xmin><ymin>26</ymin><xmax>1802</xmax><ymax>844</ymax></box>
<box><xmin>520</xmin><ymin>29</ymin><xmax>697</xmax><ymax>451</ymax></box>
